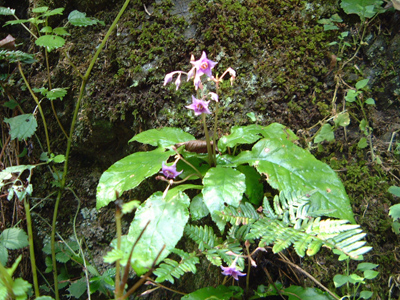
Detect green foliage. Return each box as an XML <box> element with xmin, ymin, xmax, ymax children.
<box><xmin>0</xmin><ymin>7</ymin><xmax>15</xmax><ymax>15</ymax></box>
<box><xmin>181</xmin><ymin>285</ymin><xmax>242</xmax><ymax>300</ymax></box>
<box><xmin>340</xmin><ymin>0</ymin><xmax>384</xmax><ymax>21</ymax></box>
<box><xmin>388</xmin><ymin>186</ymin><xmax>400</xmax><ymax>234</ymax></box>
<box><xmin>35</xmin><ymin>35</ymin><xmax>65</xmax><ymax>52</ymax></box>
<box><xmin>0</xmin><ymin>50</ymin><xmax>35</xmax><ymax>64</ymax></box>
<box><xmin>153</xmin><ymin>249</ymin><xmax>199</xmax><ymax>283</ymax></box>
<box><xmin>252</xmin><ymin>282</ymin><xmax>336</xmax><ymax>299</ymax></box>
<box><xmin>0</xmin><ymin>256</ymin><xmax>32</xmax><ymax>300</ymax></box>
<box><xmin>3</xmin><ymin>114</ymin><xmax>38</xmax><ymax>141</ymax></box>
<box><xmin>0</xmin><ymin>165</ymin><xmax>35</xmax><ymax>200</ymax></box>
<box><xmin>216</xmin><ymin>202</ymin><xmax>260</xmax><ymax>225</ymax></box>
<box><xmin>0</xmin><ymin>228</ymin><xmax>29</xmax><ymax>266</ymax></box>
<box><xmin>184</xmin><ymin>225</ymin><xmax>221</xmax><ymax>251</ymax></box>
<box><xmin>128</xmin><ymin>127</ymin><xmax>195</xmax><ymax>147</ymax></box>
<box><xmin>68</xmin><ymin>10</ymin><xmax>104</xmax><ymax>27</ymax></box>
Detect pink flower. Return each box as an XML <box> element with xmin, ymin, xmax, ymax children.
<box><xmin>160</xmin><ymin>162</ymin><xmax>183</xmax><ymax>179</ymax></box>
<box><xmin>190</xmin><ymin>51</ymin><xmax>217</xmax><ymax>78</ymax></box>
<box><xmin>185</xmin><ymin>96</ymin><xmax>211</xmax><ymax>116</ymax></box>
<box><xmin>221</xmin><ymin>265</ymin><xmax>246</xmax><ymax>280</ymax></box>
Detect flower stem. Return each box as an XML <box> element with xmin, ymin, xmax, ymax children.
<box><xmin>202</xmin><ymin>113</ymin><xmax>214</xmax><ymax>167</ymax></box>
<box><xmin>24</xmin><ymin>197</ymin><xmax>40</xmax><ymax>297</ymax></box>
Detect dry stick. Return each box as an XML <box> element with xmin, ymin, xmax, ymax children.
<box><xmin>145</xmin><ymin>278</ymin><xmax>187</xmax><ymax>296</ymax></box>
<box><xmin>0</xmin><ymin>134</ymin><xmax>11</xmax><ymax>162</ymax></box>
<box><xmin>277</xmin><ymin>258</ymin><xmax>340</xmax><ymax>300</ymax></box>
<box><xmin>51</xmin><ymin>1</ymin><xmax>133</xmax><ymax>298</ymax></box>
<box><xmin>119</xmin><ymin>245</ymin><xmax>166</xmax><ymax>300</ymax></box>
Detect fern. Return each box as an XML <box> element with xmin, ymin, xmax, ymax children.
<box><xmin>216</xmin><ymin>202</ymin><xmax>260</xmax><ymax>225</ymax></box>
<box><xmin>153</xmin><ymin>249</ymin><xmax>199</xmax><ymax>284</ymax></box>
<box><xmin>0</xmin><ymin>50</ymin><xmax>35</xmax><ymax>64</ymax></box>
<box><xmin>184</xmin><ymin>225</ymin><xmax>221</xmax><ymax>251</ymax></box>
<box><xmin>248</xmin><ymin>217</ymin><xmax>371</xmax><ymax>259</ymax></box>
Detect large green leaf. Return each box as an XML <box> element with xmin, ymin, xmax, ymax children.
<box><xmin>0</xmin><ymin>228</ymin><xmax>29</xmax><ymax>250</ymax></box>
<box><xmin>35</xmin><ymin>35</ymin><xmax>65</xmax><ymax>52</ymax></box>
<box><xmin>340</xmin><ymin>0</ymin><xmax>383</xmax><ymax>19</ymax></box>
<box><xmin>218</xmin><ymin>123</ymin><xmax>297</xmax><ymax>153</ymax></box>
<box><xmin>126</xmin><ymin>191</ymin><xmax>190</xmax><ymax>275</ymax></box>
<box><xmin>237</xmin><ymin>165</ymin><xmax>263</xmax><ymax>205</ymax></box>
<box><xmin>4</xmin><ymin>114</ymin><xmax>37</xmax><ymax>141</ymax></box>
<box><xmin>231</xmin><ymin>138</ymin><xmax>355</xmax><ymax>222</ymax></box>
<box><xmin>129</xmin><ymin>127</ymin><xmax>195</xmax><ymax>148</ymax></box>
<box><xmin>96</xmin><ymin>148</ymin><xmax>172</xmax><ymax>209</ymax></box>
<box><xmin>68</xmin><ymin>10</ymin><xmax>103</xmax><ymax>27</ymax></box>
<box><xmin>181</xmin><ymin>285</ymin><xmax>238</xmax><ymax>300</ymax></box>
<box><xmin>203</xmin><ymin>166</ymin><xmax>246</xmax><ymax>231</ymax></box>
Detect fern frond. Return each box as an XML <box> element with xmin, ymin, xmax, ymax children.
<box><xmin>153</xmin><ymin>250</ymin><xmax>199</xmax><ymax>284</ymax></box>
<box><xmin>0</xmin><ymin>50</ymin><xmax>35</xmax><ymax>64</ymax></box>
<box><xmin>184</xmin><ymin>225</ymin><xmax>221</xmax><ymax>251</ymax></box>
<box><xmin>248</xmin><ymin>217</ymin><xmax>371</xmax><ymax>260</ymax></box>
<box><xmin>217</xmin><ymin>202</ymin><xmax>260</xmax><ymax>225</ymax></box>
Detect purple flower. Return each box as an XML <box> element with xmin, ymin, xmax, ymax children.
<box><xmin>190</xmin><ymin>52</ymin><xmax>217</xmax><ymax>78</ymax></box>
<box><xmin>221</xmin><ymin>265</ymin><xmax>246</xmax><ymax>280</ymax></box>
<box><xmin>186</xmin><ymin>96</ymin><xmax>211</xmax><ymax>116</ymax></box>
<box><xmin>160</xmin><ymin>162</ymin><xmax>183</xmax><ymax>179</ymax></box>
<box><xmin>163</xmin><ymin>72</ymin><xmax>174</xmax><ymax>86</ymax></box>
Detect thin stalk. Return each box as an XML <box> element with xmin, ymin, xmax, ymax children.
<box><xmin>51</xmin><ymin>1</ymin><xmax>132</xmax><ymax>298</ymax></box>
<box><xmin>212</xmin><ymin>101</ymin><xmax>219</xmax><ymax>162</ymax></box>
<box><xmin>24</xmin><ymin>197</ymin><xmax>40</xmax><ymax>297</ymax></box>
<box><xmin>202</xmin><ymin>113</ymin><xmax>214</xmax><ymax>167</ymax></box>
<box><xmin>18</xmin><ymin>63</ymin><xmax>51</xmax><ymax>153</ymax></box>
<box><xmin>115</xmin><ymin>201</ymin><xmax>123</xmax><ymax>298</ymax></box>
<box><xmin>45</xmin><ymin>49</ymin><xmax>69</xmax><ymax>139</ymax></box>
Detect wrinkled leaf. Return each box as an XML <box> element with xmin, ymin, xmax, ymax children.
<box><xmin>46</xmin><ymin>88</ymin><xmax>68</xmax><ymax>100</ymax></box>
<box><xmin>0</xmin><ymin>228</ymin><xmax>29</xmax><ymax>250</ymax></box>
<box><xmin>126</xmin><ymin>191</ymin><xmax>190</xmax><ymax>275</ymax></box>
<box><xmin>4</xmin><ymin>114</ymin><xmax>37</xmax><ymax>141</ymax></box>
<box><xmin>129</xmin><ymin>127</ymin><xmax>194</xmax><ymax>148</ymax></box>
<box><xmin>32</xmin><ymin>6</ymin><xmax>48</xmax><ymax>13</ymax></box>
<box><xmin>340</xmin><ymin>0</ymin><xmax>383</xmax><ymax>19</ymax></box>
<box><xmin>203</xmin><ymin>166</ymin><xmax>246</xmax><ymax>231</ymax></box>
<box><xmin>334</xmin><ymin>112</ymin><xmax>350</xmax><ymax>127</ymax></box>
<box><xmin>231</xmin><ymin>138</ymin><xmax>355</xmax><ymax>222</ymax></box>
<box><xmin>52</xmin><ymin>27</ymin><xmax>70</xmax><ymax>36</ymax></box>
<box><xmin>96</xmin><ymin>148</ymin><xmax>172</xmax><ymax>209</ymax></box>
<box><xmin>35</xmin><ymin>35</ymin><xmax>65</xmax><ymax>52</ymax></box>
<box><xmin>68</xmin><ymin>10</ymin><xmax>103</xmax><ymax>26</ymax></box>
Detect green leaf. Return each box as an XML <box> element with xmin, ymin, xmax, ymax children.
<box><xmin>129</xmin><ymin>127</ymin><xmax>194</xmax><ymax>147</ymax></box>
<box><xmin>52</xmin><ymin>154</ymin><xmax>65</xmax><ymax>163</ymax></box>
<box><xmin>3</xmin><ymin>100</ymin><xmax>19</xmax><ymax>109</ymax></box>
<box><xmin>4</xmin><ymin>19</ymin><xmax>30</xmax><ymax>26</ymax></box>
<box><xmin>237</xmin><ymin>165</ymin><xmax>263</xmax><ymax>205</ymax></box>
<box><xmin>35</xmin><ymin>35</ymin><xmax>65</xmax><ymax>52</ymax></box>
<box><xmin>314</xmin><ymin>124</ymin><xmax>335</xmax><ymax>143</ymax></box>
<box><xmin>0</xmin><ymin>244</ymin><xmax>8</xmax><ymax>266</ymax></box>
<box><xmin>359</xmin><ymin>291</ymin><xmax>373</xmax><ymax>299</ymax></box>
<box><xmin>334</xmin><ymin>112</ymin><xmax>350</xmax><ymax>127</ymax></box>
<box><xmin>32</xmin><ymin>6</ymin><xmax>48</xmax><ymax>13</ymax></box>
<box><xmin>0</xmin><ymin>7</ymin><xmax>16</xmax><ymax>15</ymax></box>
<box><xmin>345</xmin><ymin>89</ymin><xmax>358</xmax><ymax>102</ymax></box>
<box><xmin>43</xmin><ymin>7</ymin><xmax>64</xmax><ymax>17</ymax></box>
<box><xmin>363</xmin><ymin>269</ymin><xmax>379</xmax><ymax>279</ymax></box>
<box><xmin>203</xmin><ymin>166</ymin><xmax>246</xmax><ymax>231</ymax></box>
<box><xmin>181</xmin><ymin>285</ymin><xmax>236</xmax><ymax>300</ymax></box>
<box><xmin>189</xmin><ymin>193</ymin><xmax>209</xmax><ymax>221</ymax></box>
<box><xmin>340</xmin><ymin>0</ymin><xmax>382</xmax><ymax>19</ymax></box>
<box><xmin>96</xmin><ymin>148</ymin><xmax>172</xmax><ymax>209</ymax></box>
<box><xmin>12</xmin><ymin>278</ymin><xmax>31</xmax><ymax>297</ymax></box>
<box><xmin>333</xmin><ymin>274</ymin><xmax>349</xmax><ymax>287</ymax></box>
<box><xmin>388</xmin><ymin>186</ymin><xmax>400</xmax><ymax>197</ymax></box>
<box><xmin>121</xmin><ymin>200</ymin><xmax>140</xmax><ymax>214</ymax></box>
<box><xmin>35</xmin><ymin>297</ymin><xmax>55</xmax><ymax>300</ymax></box>
<box><xmin>231</xmin><ymin>138</ymin><xmax>355</xmax><ymax>222</ymax></box>
<box><xmin>68</xmin><ymin>10</ymin><xmax>102</xmax><ymax>26</ymax></box>
<box><xmin>4</xmin><ymin>114</ymin><xmax>38</xmax><ymax>141</ymax></box>
<box><xmin>40</xmin><ymin>26</ymin><xmax>52</xmax><ymax>33</ymax></box>
<box><xmin>52</xmin><ymin>27</ymin><xmax>70</xmax><ymax>36</ymax></box>
<box><xmin>126</xmin><ymin>191</ymin><xmax>190</xmax><ymax>275</ymax></box>
<box><xmin>358</xmin><ymin>137</ymin><xmax>368</xmax><ymax>149</ymax></box>
<box><xmin>357</xmin><ymin>262</ymin><xmax>378</xmax><ymax>271</ymax></box>
<box><xmin>46</xmin><ymin>88</ymin><xmax>68</xmax><ymax>100</ymax></box>
<box><xmin>284</xmin><ymin>285</ymin><xmax>337</xmax><ymax>300</ymax></box>
<box><xmin>389</xmin><ymin>203</ymin><xmax>400</xmax><ymax>221</ymax></box>
<box><xmin>365</xmin><ymin>98</ymin><xmax>375</xmax><ymax>105</ymax></box>
<box><xmin>392</xmin><ymin>221</ymin><xmax>400</xmax><ymax>234</ymax></box>
<box><xmin>356</xmin><ymin>78</ymin><xmax>369</xmax><ymax>90</ymax></box>
<box><xmin>67</xmin><ymin>277</ymin><xmax>87</xmax><ymax>299</ymax></box>
<box><xmin>218</xmin><ymin>124</ymin><xmax>264</xmax><ymax>153</ymax></box>
<box><xmin>0</xmin><ymin>228</ymin><xmax>29</xmax><ymax>250</ymax></box>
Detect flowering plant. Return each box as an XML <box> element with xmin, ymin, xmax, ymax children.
<box><xmin>96</xmin><ymin>52</ymin><xmax>371</xmax><ymax>297</ymax></box>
